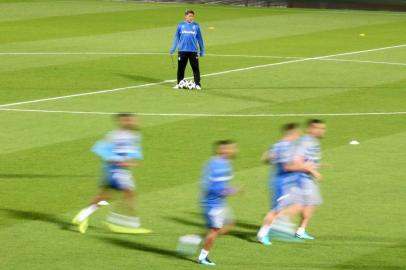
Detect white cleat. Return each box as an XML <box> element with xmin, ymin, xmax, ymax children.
<box><xmin>195</xmin><ymin>85</ymin><xmax>202</xmax><ymax>90</ymax></box>
<box><xmin>173</xmin><ymin>84</ymin><xmax>180</xmax><ymax>89</ymax></box>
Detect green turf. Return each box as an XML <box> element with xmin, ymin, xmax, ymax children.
<box><xmin>0</xmin><ymin>1</ymin><xmax>405</xmax><ymax>269</ymax></box>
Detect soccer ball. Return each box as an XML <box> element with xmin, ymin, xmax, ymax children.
<box><xmin>176</xmin><ymin>234</ymin><xmax>202</xmax><ymax>255</ymax></box>
<box><xmin>178</xmin><ymin>80</ymin><xmax>187</xmax><ymax>89</ymax></box>
<box><xmin>186</xmin><ymin>80</ymin><xmax>196</xmax><ymax>90</ymax></box>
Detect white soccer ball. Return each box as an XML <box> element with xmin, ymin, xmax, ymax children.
<box><xmin>187</xmin><ymin>80</ymin><xmax>196</xmax><ymax>90</ymax></box>
<box><xmin>178</xmin><ymin>80</ymin><xmax>187</xmax><ymax>89</ymax></box>
<box><xmin>176</xmin><ymin>234</ymin><xmax>202</xmax><ymax>255</ymax></box>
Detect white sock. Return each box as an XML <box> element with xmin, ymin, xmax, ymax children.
<box><xmin>198</xmin><ymin>249</ymin><xmax>209</xmax><ymax>261</ymax></box>
<box><xmin>296</xmin><ymin>227</ymin><xmax>305</xmax><ymax>235</ymax></box>
<box><xmin>257</xmin><ymin>225</ymin><xmax>272</xmax><ymax>238</ymax></box>
<box><xmin>77</xmin><ymin>204</ymin><xmax>98</xmax><ymax>222</ymax></box>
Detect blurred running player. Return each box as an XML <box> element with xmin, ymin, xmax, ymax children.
<box><xmin>257</xmin><ymin>123</ymin><xmax>316</xmax><ymax>245</ymax></box>
<box><xmin>170</xmin><ymin>9</ymin><xmax>204</xmax><ymax>90</ymax></box>
<box><xmin>198</xmin><ymin>140</ymin><xmax>239</xmax><ymax>266</ymax></box>
<box><xmin>293</xmin><ymin>119</ymin><xmax>326</xmax><ymax>240</ymax></box>
<box><xmin>72</xmin><ymin>113</ymin><xmax>150</xmax><ymax>234</ymax></box>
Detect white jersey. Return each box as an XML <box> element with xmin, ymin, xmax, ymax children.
<box><xmin>105</xmin><ymin>129</ymin><xmax>142</xmax><ymax>157</ymax></box>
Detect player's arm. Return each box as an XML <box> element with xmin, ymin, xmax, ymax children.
<box><xmin>92</xmin><ymin>140</ymin><xmax>123</xmax><ymax>162</ymax></box>
<box><xmin>289</xmin><ymin>155</ymin><xmax>322</xmax><ymax>181</ymax></box>
<box><xmin>118</xmin><ymin>146</ymin><xmax>144</xmax><ymax>168</ymax></box>
<box><xmin>170</xmin><ymin>24</ymin><xmax>181</xmax><ymax>54</ymax></box>
<box><xmin>207</xmin><ymin>181</ymin><xmax>240</xmax><ymax>198</ymax></box>
<box><xmin>196</xmin><ymin>25</ymin><xmax>204</xmax><ymax>57</ymax></box>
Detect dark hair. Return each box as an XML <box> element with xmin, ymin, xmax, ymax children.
<box><xmin>213</xmin><ymin>140</ymin><xmax>234</xmax><ymax>150</ymax></box>
<box><xmin>307</xmin><ymin>119</ymin><xmax>325</xmax><ymax>127</ymax></box>
<box><xmin>185</xmin><ymin>9</ymin><xmax>195</xmax><ymax>15</ymax></box>
<box><xmin>282</xmin><ymin>122</ymin><xmax>299</xmax><ymax>132</ymax></box>
<box><xmin>116</xmin><ymin>112</ymin><xmax>135</xmax><ymax>119</ymax></box>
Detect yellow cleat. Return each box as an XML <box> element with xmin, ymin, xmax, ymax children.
<box><xmin>105</xmin><ymin>222</ymin><xmax>152</xmax><ymax>234</ymax></box>
<box><xmin>72</xmin><ymin>214</ymin><xmax>80</xmax><ymax>225</ymax></box>
<box><xmin>78</xmin><ymin>218</ymin><xmax>89</xmax><ymax>234</ymax></box>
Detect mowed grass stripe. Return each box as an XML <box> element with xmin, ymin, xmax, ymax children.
<box><xmin>211</xmin><ymin>20</ymin><xmax>406</xmax><ymax>56</ymax></box>
<box><xmin>0</xmin><ymin>1</ymin><xmax>167</xmax><ymax>22</ymax></box>
<box><xmin>0</xmin><ymin>5</ymin><xmax>294</xmax><ymax>45</ymax></box>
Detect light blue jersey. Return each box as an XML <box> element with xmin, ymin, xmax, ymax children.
<box><xmin>92</xmin><ymin>129</ymin><xmax>143</xmax><ymax>190</ymax></box>
<box><xmin>294</xmin><ymin>134</ymin><xmax>321</xmax><ymax>181</ymax></box>
<box><xmin>201</xmin><ymin>157</ymin><xmax>233</xmax><ymax>209</ymax></box>
<box><xmin>170</xmin><ymin>21</ymin><xmax>204</xmax><ymax>56</ymax></box>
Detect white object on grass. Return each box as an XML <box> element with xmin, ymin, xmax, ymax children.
<box><xmin>350</xmin><ymin>140</ymin><xmax>360</xmax><ymax>145</ymax></box>
<box><xmin>97</xmin><ymin>200</ymin><xmax>110</xmax><ymax>206</ymax></box>
<box><xmin>176</xmin><ymin>234</ymin><xmax>202</xmax><ymax>255</ymax></box>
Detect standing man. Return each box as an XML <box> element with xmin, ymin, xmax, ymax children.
<box><xmin>170</xmin><ymin>9</ymin><xmax>204</xmax><ymax>90</ymax></box>
<box><xmin>293</xmin><ymin>119</ymin><xmax>326</xmax><ymax>240</ymax></box>
<box><xmin>198</xmin><ymin>140</ymin><xmax>239</xmax><ymax>266</ymax></box>
<box><xmin>72</xmin><ymin>113</ymin><xmax>150</xmax><ymax>235</ymax></box>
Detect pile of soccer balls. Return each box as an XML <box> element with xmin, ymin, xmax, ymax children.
<box><xmin>178</xmin><ymin>79</ymin><xmax>198</xmax><ymax>90</ymax></box>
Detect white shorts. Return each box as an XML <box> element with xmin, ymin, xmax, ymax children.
<box><xmin>204</xmin><ymin>206</ymin><xmax>235</xmax><ymax>229</ymax></box>
<box><xmin>301</xmin><ymin>179</ymin><xmax>323</xmax><ymax>206</ymax></box>
<box><xmin>276</xmin><ymin>185</ymin><xmax>304</xmax><ymax>210</ymax></box>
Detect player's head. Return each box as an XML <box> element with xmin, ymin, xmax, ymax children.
<box><xmin>116</xmin><ymin>113</ymin><xmax>138</xmax><ymax>130</ymax></box>
<box><xmin>214</xmin><ymin>140</ymin><xmax>237</xmax><ymax>159</ymax></box>
<box><xmin>184</xmin><ymin>10</ymin><xmax>195</xmax><ymax>23</ymax></box>
<box><xmin>282</xmin><ymin>122</ymin><xmax>301</xmax><ymax>140</ymax></box>
<box><xmin>306</xmin><ymin>119</ymin><xmax>326</xmax><ymax>138</ymax></box>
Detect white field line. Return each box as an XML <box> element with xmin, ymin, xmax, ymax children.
<box><xmin>0</xmin><ymin>44</ymin><xmax>405</xmax><ymax>109</ymax></box>
<box><xmin>321</xmin><ymin>58</ymin><xmax>406</xmax><ymax>66</ymax></box>
<box><xmin>0</xmin><ymin>108</ymin><xmax>405</xmax><ymax>117</ymax></box>
<box><xmin>1</xmin><ymin>52</ymin><xmax>405</xmax><ymax>66</ymax></box>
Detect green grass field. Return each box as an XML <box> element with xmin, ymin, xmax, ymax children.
<box><xmin>0</xmin><ymin>1</ymin><xmax>405</xmax><ymax>269</ymax></box>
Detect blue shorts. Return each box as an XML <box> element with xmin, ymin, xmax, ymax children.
<box><xmin>100</xmin><ymin>168</ymin><xmax>135</xmax><ymax>191</ymax></box>
<box><xmin>203</xmin><ymin>206</ymin><xmax>234</xmax><ymax>229</ymax></box>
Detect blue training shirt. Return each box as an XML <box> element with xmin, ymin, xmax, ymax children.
<box><xmin>201</xmin><ymin>156</ymin><xmax>233</xmax><ymax>208</ymax></box>
<box><xmin>268</xmin><ymin>140</ymin><xmax>300</xmax><ymax>187</ymax></box>
<box><xmin>170</xmin><ymin>21</ymin><xmax>204</xmax><ymax>56</ymax></box>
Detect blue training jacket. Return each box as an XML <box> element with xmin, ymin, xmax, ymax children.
<box><xmin>170</xmin><ymin>21</ymin><xmax>204</xmax><ymax>56</ymax></box>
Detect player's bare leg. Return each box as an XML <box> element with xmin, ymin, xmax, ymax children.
<box><xmin>198</xmin><ymin>228</ymin><xmax>220</xmax><ymax>266</ymax></box>
<box><xmin>122</xmin><ymin>189</ymin><xmax>136</xmax><ymax>216</ymax></box>
<box><xmin>106</xmin><ymin>189</ymin><xmax>151</xmax><ymax>234</ymax></box>
<box><xmin>72</xmin><ymin>188</ymin><xmax>111</xmax><ymax>234</ymax></box>
<box><xmin>257</xmin><ymin>204</ymin><xmax>303</xmax><ymax>245</ymax></box>
<box><xmin>296</xmin><ymin>206</ymin><xmax>317</xmax><ymax>240</ymax></box>
<box><xmin>218</xmin><ymin>223</ymin><xmax>234</xmax><ymax>235</ymax></box>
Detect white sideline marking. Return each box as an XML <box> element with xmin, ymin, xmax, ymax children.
<box><xmin>0</xmin><ymin>44</ymin><xmax>405</xmax><ymax>109</ymax></box>
<box><xmin>0</xmin><ymin>108</ymin><xmax>405</xmax><ymax>117</ymax></box>
<box><xmin>322</xmin><ymin>58</ymin><xmax>406</xmax><ymax>66</ymax></box>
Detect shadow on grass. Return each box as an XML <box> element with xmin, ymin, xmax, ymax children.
<box><xmin>0</xmin><ymin>207</ymin><xmax>87</xmax><ymax>232</ymax></box>
<box><xmin>115</xmin><ymin>73</ymin><xmax>162</xmax><ymax>84</ymax></box>
<box><xmin>0</xmin><ymin>207</ymin><xmax>70</xmax><ymax>226</ymax></box>
<box><xmin>0</xmin><ymin>173</ymin><xmax>94</xmax><ymax>180</ymax></box>
<box><xmin>166</xmin><ymin>216</ymin><xmax>257</xmax><ymax>243</ymax></box>
<box><xmin>95</xmin><ymin>235</ymin><xmax>196</xmax><ymax>263</ymax></box>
